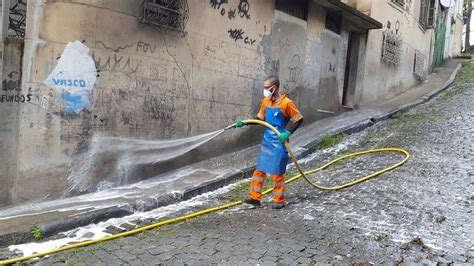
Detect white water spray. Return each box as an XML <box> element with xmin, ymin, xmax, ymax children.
<box><xmin>66</xmin><ymin>130</ymin><xmax>225</xmax><ymax>195</ymax></box>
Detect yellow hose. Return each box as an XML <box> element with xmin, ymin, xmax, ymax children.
<box><xmin>0</xmin><ymin>120</ymin><xmax>409</xmax><ymax>265</ymax></box>
<box><xmin>243</xmin><ymin>119</ymin><xmax>410</xmax><ymax>191</ymax></box>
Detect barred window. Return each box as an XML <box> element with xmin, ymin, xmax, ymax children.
<box><xmin>275</xmin><ymin>0</ymin><xmax>309</xmax><ymax>21</ymax></box>
<box><xmin>420</xmin><ymin>0</ymin><xmax>436</xmax><ymax>29</ymax></box>
<box><xmin>381</xmin><ymin>31</ymin><xmax>402</xmax><ymax>66</ymax></box>
<box><xmin>140</xmin><ymin>0</ymin><xmax>189</xmax><ymax>32</ymax></box>
<box><xmin>391</xmin><ymin>0</ymin><xmax>405</xmax><ymax>8</ymax></box>
<box><xmin>413</xmin><ymin>49</ymin><xmax>426</xmax><ymax>79</ymax></box>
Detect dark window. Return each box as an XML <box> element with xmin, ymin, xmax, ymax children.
<box><xmin>391</xmin><ymin>0</ymin><xmax>405</xmax><ymax>8</ymax></box>
<box><xmin>420</xmin><ymin>0</ymin><xmax>436</xmax><ymax>29</ymax></box>
<box><xmin>7</xmin><ymin>0</ymin><xmax>27</xmax><ymax>38</ymax></box>
<box><xmin>325</xmin><ymin>11</ymin><xmax>342</xmax><ymax>34</ymax></box>
<box><xmin>140</xmin><ymin>0</ymin><xmax>189</xmax><ymax>33</ymax></box>
<box><xmin>275</xmin><ymin>0</ymin><xmax>309</xmax><ymax>21</ymax></box>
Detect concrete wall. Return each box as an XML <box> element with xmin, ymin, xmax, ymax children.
<box><xmin>0</xmin><ymin>37</ymin><xmax>23</xmax><ymax>206</ymax></box>
<box><xmin>3</xmin><ymin>0</ymin><xmax>356</xmax><ymax>204</ymax></box>
<box><xmin>445</xmin><ymin>0</ymin><xmax>464</xmax><ymax>57</ymax></box>
<box><xmin>359</xmin><ymin>0</ymin><xmax>435</xmax><ymax>105</ymax></box>
<box><xmin>341</xmin><ymin>0</ymin><xmax>372</xmax><ymax>15</ymax></box>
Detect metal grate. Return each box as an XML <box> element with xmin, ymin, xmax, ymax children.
<box><xmin>8</xmin><ymin>0</ymin><xmax>27</xmax><ymax>38</ymax></box>
<box><xmin>140</xmin><ymin>0</ymin><xmax>189</xmax><ymax>33</ymax></box>
<box><xmin>275</xmin><ymin>0</ymin><xmax>309</xmax><ymax>21</ymax></box>
<box><xmin>381</xmin><ymin>31</ymin><xmax>402</xmax><ymax>66</ymax></box>
<box><xmin>414</xmin><ymin>49</ymin><xmax>426</xmax><ymax>79</ymax></box>
<box><xmin>391</xmin><ymin>0</ymin><xmax>405</xmax><ymax>8</ymax></box>
<box><xmin>420</xmin><ymin>0</ymin><xmax>435</xmax><ymax>29</ymax></box>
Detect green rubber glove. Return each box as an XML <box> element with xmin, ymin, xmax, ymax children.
<box><xmin>279</xmin><ymin>130</ymin><xmax>291</xmax><ymax>143</ymax></box>
<box><xmin>235</xmin><ymin>119</ymin><xmax>245</xmax><ymax>128</ymax></box>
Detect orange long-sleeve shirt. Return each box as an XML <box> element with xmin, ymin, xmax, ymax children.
<box><xmin>256</xmin><ymin>94</ymin><xmax>303</xmax><ymax>123</ymax></box>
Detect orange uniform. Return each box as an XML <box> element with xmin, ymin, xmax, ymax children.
<box><xmin>256</xmin><ymin>94</ymin><xmax>304</xmax><ymax>124</ymax></box>
<box><xmin>250</xmin><ymin>94</ymin><xmax>303</xmax><ymax>204</ymax></box>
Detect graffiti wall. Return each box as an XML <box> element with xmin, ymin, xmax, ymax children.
<box><xmin>8</xmin><ymin>0</ymin><xmax>361</xmax><ymax>203</ymax></box>
<box><xmin>11</xmin><ymin>0</ymin><xmax>276</xmax><ymax>203</ymax></box>
<box><xmin>0</xmin><ymin>38</ymin><xmax>24</xmax><ymax>206</ymax></box>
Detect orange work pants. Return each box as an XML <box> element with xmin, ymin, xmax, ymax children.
<box><xmin>249</xmin><ymin>169</ymin><xmax>285</xmax><ymax>203</ymax></box>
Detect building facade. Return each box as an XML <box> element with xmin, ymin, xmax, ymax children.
<box><xmin>0</xmin><ymin>0</ymin><xmax>462</xmax><ymax>206</ymax></box>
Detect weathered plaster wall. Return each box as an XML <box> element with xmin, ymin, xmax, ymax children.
<box><xmin>0</xmin><ymin>38</ymin><xmax>23</xmax><ymax>206</ymax></box>
<box><xmin>454</xmin><ymin>0</ymin><xmax>464</xmax><ymax>57</ymax></box>
<box><xmin>359</xmin><ymin>0</ymin><xmax>434</xmax><ymax>105</ymax></box>
<box><xmin>11</xmin><ymin>0</ymin><xmax>278</xmax><ymax>203</ymax></box>
<box><xmin>453</xmin><ymin>16</ymin><xmax>464</xmax><ymax>56</ymax></box>
<box><xmin>301</xmin><ymin>2</ymin><xmax>325</xmax><ymax>122</ymax></box>
<box><xmin>341</xmin><ymin>0</ymin><xmax>372</xmax><ymax>15</ymax></box>
<box><xmin>9</xmin><ymin>0</ymin><xmax>347</xmax><ymax>204</ymax></box>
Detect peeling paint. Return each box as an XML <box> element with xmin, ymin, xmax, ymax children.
<box><xmin>44</xmin><ymin>41</ymin><xmax>97</xmax><ymax>113</ymax></box>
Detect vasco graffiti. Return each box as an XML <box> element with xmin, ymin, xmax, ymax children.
<box><xmin>52</xmin><ymin>78</ymin><xmax>86</xmax><ymax>87</ymax></box>
<box><xmin>44</xmin><ymin>41</ymin><xmax>97</xmax><ymax>113</ymax></box>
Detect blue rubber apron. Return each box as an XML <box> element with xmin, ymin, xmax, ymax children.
<box><xmin>256</xmin><ymin>96</ymin><xmax>290</xmax><ymax>175</ymax></box>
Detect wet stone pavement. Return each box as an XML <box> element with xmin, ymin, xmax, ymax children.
<box><xmin>9</xmin><ymin>63</ymin><xmax>474</xmax><ymax>265</ymax></box>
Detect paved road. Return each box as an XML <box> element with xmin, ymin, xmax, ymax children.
<box><xmin>15</xmin><ymin>62</ymin><xmax>474</xmax><ymax>265</ymax></box>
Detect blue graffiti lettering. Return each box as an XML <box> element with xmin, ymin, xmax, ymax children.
<box><xmin>51</xmin><ymin>78</ymin><xmax>87</xmax><ymax>88</ymax></box>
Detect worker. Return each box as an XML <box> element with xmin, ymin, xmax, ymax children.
<box><xmin>235</xmin><ymin>76</ymin><xmax>303</xmax><ymax>209</ymax></box>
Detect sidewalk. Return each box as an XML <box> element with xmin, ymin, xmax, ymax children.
<box><xmin>0</xmin><ymin>59</ymin><xmax>461</xmax><ymax>247</ymax></box>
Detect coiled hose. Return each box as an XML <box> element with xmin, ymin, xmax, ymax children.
<box><xmin>0</xmin><ymin>119</ymin><xmax>409</xmax><ymax>265</ymax></box>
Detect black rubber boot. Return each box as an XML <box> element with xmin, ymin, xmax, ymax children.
<box><xmin>243</xmin><ymin>198</ymin><xmax>261</xmax><ymax>207</ymax></box>
<box><xmin>272</xmin><ymin>202</ymin><xmax>285</xmax><ymax>209</ymax></box>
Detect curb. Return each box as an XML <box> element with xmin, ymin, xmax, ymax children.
<box><xmin>0</xmin><ymin>63</ymin><xmax>462</xmax><ymax>248</ymax></box>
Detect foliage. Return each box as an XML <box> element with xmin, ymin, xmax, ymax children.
<box><xmin>316</xmin><ymin>133</ymin><xmax>345</xmax><ymax>150</ymax></box>
<box><xmin>31</xmin><ymin>226</ymin><xmax>43</xmax><ymax>241</ymax></box>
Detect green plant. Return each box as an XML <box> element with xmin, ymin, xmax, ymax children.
<box><xmin>31</xmin><ymin>226</ymin><xmax>43</xmax><ymax>240</ymax></box>
<box><xmin>317</xmin><ymin>133</ymin><xmax>345</xmax><ymax>150</ymax></box>
<box><xmin>438</xmin><ymin>59</ymin><xmax>474</xmax><ymax>101</ymax></box>
<box><xmin>172</xmin><ymin>192</ymin><xmax>181</xmax><ymax>201</ymax></box>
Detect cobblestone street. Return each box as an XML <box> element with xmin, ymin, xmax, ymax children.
<box><xmin>19</xmin><ymin>62</ymin><xmax>474</xmax><ymax>264</ymax></box>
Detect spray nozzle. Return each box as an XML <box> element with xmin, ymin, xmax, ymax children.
<box><xmin>224</xmin><ymin>123</ymin><xmax>237</xmax><ymax>130</ymax></box>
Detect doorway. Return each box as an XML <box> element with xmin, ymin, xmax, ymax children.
<box><xmin>342</xmin><ymin>31</ymin><xmax>360</xmax><ymax>108</ymax></box>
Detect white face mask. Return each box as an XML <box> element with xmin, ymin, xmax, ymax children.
<box><xmin>263</xmin><ymin>86</ymin><xmax>274</xmax><ymax>97</ymax></box>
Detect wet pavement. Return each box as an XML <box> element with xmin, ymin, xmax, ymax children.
<box><xmin>2</xmin><ymin>60</ymin><xmax>473</xmax><ymax>264</ymax></box>
<box><xmin>0</xmin><ymin>60</ymin><xmax>461</xmax><ymax>250</ymax></box>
